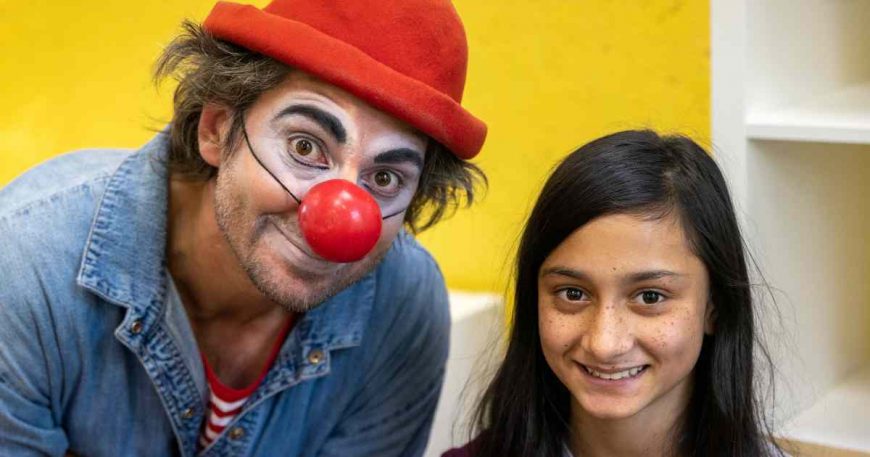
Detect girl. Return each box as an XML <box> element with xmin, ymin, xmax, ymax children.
<box><xmin>445</xmin><ymin>130</ymin><xmax>786</xmax><ymax>457</ymax></box>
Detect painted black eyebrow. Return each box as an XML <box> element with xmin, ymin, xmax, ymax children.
<box><xmin>374</xmin><ymin>148</ymin><xmax>424</xmax><ymax>170</ymax></box>
<box><xmin>273</xmin><ymin>104</ymin><xmax>346</xmax><ymax>143</ymax></box>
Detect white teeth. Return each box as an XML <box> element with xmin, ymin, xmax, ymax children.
<box><xmin>584</xmin><ymin>365</ymin><xmax>646</xmax><ymax>380</ymax></box>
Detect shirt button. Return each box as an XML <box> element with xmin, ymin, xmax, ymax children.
<box><xmin>130</xmin><ymin>320</ymin><xmax>143</xmax><ymax>334</ymax></box>
<box><xmin>229</xmin><ymin>426</ymin><xmax>245</xmax><ymax>440</ymax></box>
<box><xmin>181</xmin><ymin>408</ymin><xmax>194</xmax><ymax>420</ymax></box>
<box><xmin>307</xmin><ymin>349</ymin><xmax>324</xmax><ymax>365</ymax></box>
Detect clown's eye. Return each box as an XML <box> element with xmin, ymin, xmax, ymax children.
<box><xmin>287</xmin><ymin>137</ymin><xmax>327</xmax><ymax>167</ymax></box>
<box><xmin>374</xmin><ymin>171</ymin><xmax>393</xmax><ymax>187</ymax></box>
<box><xmin>367</xmin><ymin>169</ymin><xmax>403</xmax><ymax>197</ymax></box>
<box><xmin>295</xmin><ymin>139</ymin><xmax>314</xmax><ymax>156</ymax></box>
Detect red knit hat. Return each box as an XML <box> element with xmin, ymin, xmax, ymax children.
<box><xmin>203</xmin><ymin>0</ymin><xmax>487</xmax><ymax>159</ymax></box>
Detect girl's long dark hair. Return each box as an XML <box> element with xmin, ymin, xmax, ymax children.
<box><xmin>471</xmin><ymin>130</ymin><xmax>784</xmax><ymax>457</ymax></box>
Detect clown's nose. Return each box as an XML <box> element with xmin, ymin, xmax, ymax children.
<box><xmin>298</xmin><ymin>180</ymin><xmax>383</xmax><ymax>263</ymax></box>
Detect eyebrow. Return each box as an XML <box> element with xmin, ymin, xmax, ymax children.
<box><xmin>374</xmin><ymin>148</ymin><xmax>424</xmax><ymax>170</ymax></box>
<box><xmin>627</xmin><ymin>270</ymin><xmax>684</xmax><ymax>282</ymax></box>
<box><xmin>541</xmin><ymin>267</ymin><xmax>591</xmax><ymax>281</ymax></box>
<box><xmin>273</xmin><ymin>104</ymin><xmax>346</xmax><ymax>143</ymax></box>
<box><xmin>540</xmin><ymin>267</ymin><xmax>684</xmax><ymax>283</ymax></box>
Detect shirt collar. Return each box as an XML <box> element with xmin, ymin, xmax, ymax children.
<box><xmin>77</xmin><ymin>132</ymin><xmax>171</xmax><ymax>314</ymax></box>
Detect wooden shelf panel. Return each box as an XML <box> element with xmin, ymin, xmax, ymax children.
<box><xmin>779</xmin><ymin>364</ymin><xmax>870</xmax><ymax>454</ymax></box>
<box><xmin>746</xmin><ymin>82</ymin><xmax>870</xmax><ymax>144</ymax></box>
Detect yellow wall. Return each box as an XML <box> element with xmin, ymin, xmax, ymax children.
<box><xmin>0</xmin><ymin>1</ymin><xmax>709</xmax><ymax>293</ymax></box>
<box><xmin>428</xmin><ymin>1</ymin><xmax>710</xmax><ymax>292</ymax></box>
<box><xmin>0</xmin><ymin>0</ymin><xmax>228</xmax><ymax>180</ymax></box>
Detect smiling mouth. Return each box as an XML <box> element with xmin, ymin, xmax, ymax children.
<box><xmin>270</xmin><ymin>221</ymin><xmax>325</xmax><ymax>262</ymax></box>
<box><xmin>581</xmin><ymin>364</ymin><xmax>649</xmax><ymax>381</ymax></box>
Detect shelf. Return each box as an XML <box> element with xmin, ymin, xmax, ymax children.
<box><xmin>426</xmin><ymin>291</ymin><xmax>503</xmax><ymax>456</ymax></box>
<box><xmin>448</xmin><ymin>290</ymin><xmax>502</xmax><ymax>322</ymax></box>
<box><xmin>746</xmin><ymin>82</ymin><xmax>870</xmax><ymax>144</ymax></box>
<box><xmin>714</xmin><ymin>0</ymin><xmax>870</xmax><ymax>454</ymax></box>
<box><xmin>779</xmin><ymin>364</ymin><xmax>870</xmax><ymax>455</ymax></box>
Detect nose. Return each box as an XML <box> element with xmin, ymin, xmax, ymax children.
<box><xmin>297</xmin><ymin>179</ymin><xmax>383</xmax><ymax>263</ymax></box>
<box><xmin>581</xmin><ymin>301</ymin><xmax>634</xmax><ymax>363</ymax></box>
<box><xmin>297</xmin><ymin>166</ymin><xmax>362</xmax><ymax>200</ymax></box>
<box><xmin>337</xmin><ymin>166</ymin><xmax>361</xmax><ymax>185</ymax></box>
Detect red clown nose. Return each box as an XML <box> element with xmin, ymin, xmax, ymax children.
<box><xmin>298</xmin><ymin>180</ymin><xmax>383</xmax><ymax>263</ymax></box>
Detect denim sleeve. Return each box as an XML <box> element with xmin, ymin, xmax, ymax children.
<box><xmin>0</xmin><ymin>221</ymin><xmax>70</xmax><ymax>455</ymax></box>
<box><xmin>0</xmin><ymin>296</ymin><xmax>70</xmax><ymax>455</ymax></box>
<box><xmin>316</xmin><ymin>250</ymin><xmax>451</xmax><ymax>457</ymax></box>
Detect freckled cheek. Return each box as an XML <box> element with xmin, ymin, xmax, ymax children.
<box><xmin>538</xmin><ymin>307</ymin><xmax>583</xmax><ymax>356</ymax></box>
<box><xmin>637</xmin><ymin>315</ymin><xmax>705</xmax><ymax>365</ymax></box>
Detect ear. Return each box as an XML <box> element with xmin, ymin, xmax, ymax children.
<box><xmin>704</xmin><ymin>300</ymin><xmax>716</xmax><ymax>335</ymax></box>
<box><xmin>198</xmin><ymin>103</ymin><xmax>232</xmax><ymax>168</ymax></box>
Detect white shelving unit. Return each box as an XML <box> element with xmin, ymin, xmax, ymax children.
<box><xmin>713</xmin><ymin>1</ymin><xmax>870</xmax><ymax>455</ymax></box>
<box><xmin>425</xmin><ymin>291</ymin><xmax>503</xmax><ymax>457</ymax></box>
<box><xmin>782</xmin><ymin>366</ymin><xmax>870</xmax><ymax>454</ymax></box>
<box><xmin>747</xmin><ymin>82</ymin><xmax>870</xmax><ymax>144</ymax></box>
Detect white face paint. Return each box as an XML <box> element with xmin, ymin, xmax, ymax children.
<box><xmin>213</xmin><ymin>71</ymin><xmax>427</xmax><ymax>312</ymax></box>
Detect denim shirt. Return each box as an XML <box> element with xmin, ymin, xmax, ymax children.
<box><xmin>0</xmin><ymin>133</ymin><xmax>450</xmax><ymax>457</ymax></box>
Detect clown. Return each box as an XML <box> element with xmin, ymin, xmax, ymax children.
<box><xmin>0</xmin><ymin>1</ymin><xmax>486</xmax><ymax>456</ymax></box>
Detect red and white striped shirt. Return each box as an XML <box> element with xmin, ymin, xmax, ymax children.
<box><xmin>198</xmin><ymin>317</ymin><xmax>295</xmax><ymax>450</ymax></box>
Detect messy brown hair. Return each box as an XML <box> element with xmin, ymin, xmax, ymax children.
<box><xmin>154</xmin><ymin>20</ymin><xmax>486</xmax><ymax>233</ymax></box>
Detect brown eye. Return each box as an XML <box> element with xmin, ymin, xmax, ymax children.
<box><xmin>295</xmin><ymin>139</ymin><xmax>314</xmax><ymax>156</ymax></box>
<box><xmin>566</xmin><ymin>289</ymin><xmax>582</xmax><ymax>300</ymax></box>
<box><xmin>374</xmin><ymin>171</ymin><xmax>393</xmax><ymax>187</ymax></box>
<box><xmin>564</xmin><ymin>288</ymin><xmax>584</xmax><ymax>301</ymax></box>
<box><xmin>641</xmin><ymin>291</ymin><xmax>663</xmax><ymax>305</ymax></box>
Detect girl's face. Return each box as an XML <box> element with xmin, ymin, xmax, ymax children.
<box><xmin>538</xmin><ymin>212</ymin><xmax>712</xmax><ymax>424</ymax></box>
